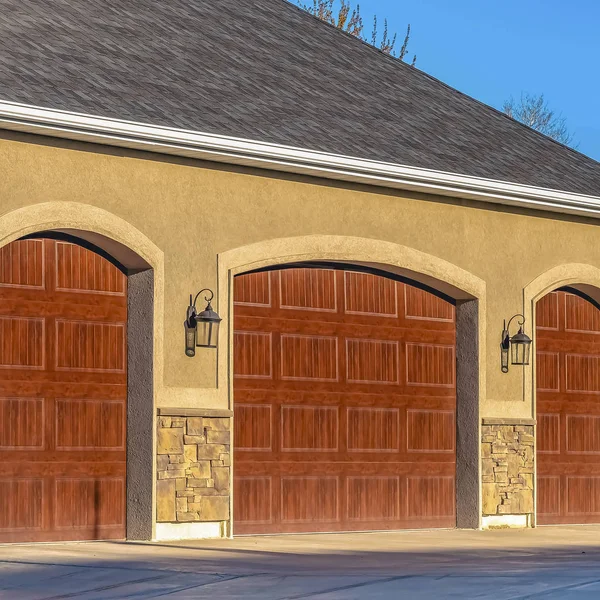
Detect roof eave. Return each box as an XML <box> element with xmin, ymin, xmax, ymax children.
<box><xmin>1</xmin><ymin>99</ymin><xmax>599</xmax><ymax>219</ymax></box>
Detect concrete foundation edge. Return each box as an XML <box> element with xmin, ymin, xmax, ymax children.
<box><xmin>482</xmin><ymin>515</ymin><xmax>530</xmax><ymax>529</ymax></box>
<box><xmin>154</xmin><ymin>521</ymin><xmax>225</xmax><ymax>541</ymax></box>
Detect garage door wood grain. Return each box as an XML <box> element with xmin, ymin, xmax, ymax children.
<box><xmin>536</xmin><ymin>290</ymin><xmax>600</xmax><ymax>524</ymax></box>
<box><xmin>233</xmin><ymin>268</ymin><xmax>456</xmax><ymax>534</ymax></box>
<box><xmin>0</xmin><ymin>238</ymin><xmax>127</xmax><ymax>542</ymax></box>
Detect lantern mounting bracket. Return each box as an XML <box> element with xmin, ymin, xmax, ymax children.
<box><xmin>186</xmin><ymin>288</ymin><xmax>215</xmax><ymax>326</ymax></box>
<box><xmin>500</xmin><ymin>313</ymin><xmax>532</xmax><ymax>373</ymax></box>
<box><xmin>184</xmin><ymin>288</ymin><xmax>222</xmax><ymax>356</ymax></box>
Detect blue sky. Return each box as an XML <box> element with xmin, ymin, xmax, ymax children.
<box><xmin>356</xmin><ymin>0</ymin><xmax>599</xmax><ymax>160</ymax></box>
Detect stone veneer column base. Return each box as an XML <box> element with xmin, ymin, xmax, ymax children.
<box><xmin>155</xmin><ymin>408</ymin><xmax>232</xmax><ymax>539</ymax></box>
<box><xmin>481</xmin><ymin>418</ymin><xmax>535</xmax><ymax>528</ymax></box>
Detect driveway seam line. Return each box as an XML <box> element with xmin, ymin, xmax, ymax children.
<box><xmin>280</xmin><ymin>575</ymin><xmax>415</xmax><ymax>599</ymax></box>
<box><xmin>113</xmin><ymin>574</ymin><xmax>251</xmax><ymax>599</ymax></box>
<box><xmin>512</xmin><ymin>577</ymin><xmax>600</xmax><ymax>599</ymax></box>
<box><xmin>34</xmin><ymin>574</ymin><xmax>173</xmax><ymax>600</ymax></box>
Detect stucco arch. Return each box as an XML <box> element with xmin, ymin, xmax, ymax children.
<box><xmin>524</xmin><ymin>263</ymin><xmax>600</xmax><ymax>308</ymax></box>
<box><xmin>0</xmin><ymin>201</ymin><xmax>164</xmax><ymax>540</ymax></box>
<box><xmin>218</xmin><ymin>234</ymin><xmax>486</xmax><ymax>393</ymax></box>
<box><xmin>0</xmin><ymin>201</ymin><xmax>162</xmax><ymax>270</ymax></box>
<box><xmin>523</xmin><ymin>263</ymin><xmax>600</xmax><ymax>416</ymax></box>
<box><xmin>218</xmin><ymin>234</ymin><xmax>487</xmax><ymax>528</ymax></box>
<box><xmin>218</xmin><ymin>234</ymin><xmax>485</xmax><ymax>302</ymax></box>
<box><xmin>0</xmin><ymin>200</ymin><xmax>165</xmax><ymax>393</ymax></box>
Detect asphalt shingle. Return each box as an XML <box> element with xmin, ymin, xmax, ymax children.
<box><xmin>0</xmin><ymin>0</ymin><xmax>598</xmax><ymax>196</ymax></box>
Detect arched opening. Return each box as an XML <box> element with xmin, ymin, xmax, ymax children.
<box><xmin>536</xmin><ymin>286</ymin><xmax>600</xmax><ymax>525</ymax></box>
<box><xmin>0</xmin><ymin>231</ymin><xmax>154</xmax><ymax>542</ymax></box>
<box><xmin>231</xmin><ymin>262</ymin><xmax>480</xmax><ymax>534</ymax></box>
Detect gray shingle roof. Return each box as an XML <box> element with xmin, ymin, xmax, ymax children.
<box><xmin>1</xmin><ymin>0</ymin><xmax>599</xmax><ymax>196</ymax></box>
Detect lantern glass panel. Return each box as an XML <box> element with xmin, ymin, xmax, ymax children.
<box><xmin>196</xmin><ymin>320</ymin><xmax>219</xmax><ymax>348</ymax></box>
<box><xmin>522</xmin><ymin>340</ymin><xmax>531</xmax><ymax>365</ymax></box>
<box><xmin>510</xmin><ymin>338</ymin><xmax>531</xmax><ymax>366</ymax></box>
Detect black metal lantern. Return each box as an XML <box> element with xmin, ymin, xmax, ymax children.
<box><xmin>500</xmin><ymin>314</ymin><xmax>532</xmax><ymax>373</ymax></box>
<box><xmin>184</xmin><ymin>288</ymin><xmax>222</xmax><ymax>356</ymax></box>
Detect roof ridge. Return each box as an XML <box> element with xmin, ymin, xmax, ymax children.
<box><xmin>281</xmin><ymin>0</ymin><xmax>597</xmax><ymax>166</ymax></box>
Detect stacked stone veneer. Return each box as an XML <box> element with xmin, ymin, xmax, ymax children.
<box><xmin>482</xmin><ymin>420</ymin><xmax>534</xmax><ymax>519</ymax></box>
<box><xmin>156</xmin><ymin>414</ymin><xmax>231</xmax><ymax>524</ymax></box>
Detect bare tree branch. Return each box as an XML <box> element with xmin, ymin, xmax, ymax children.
<box><xmin>503</xmin><ymin>93</ymin><xmax>577</xmax><ymax>147</ymax></box>
<box><xmin>299</xmin><ymin>0</ymin><xmax>415</xmax><ymax>64</ymax></box>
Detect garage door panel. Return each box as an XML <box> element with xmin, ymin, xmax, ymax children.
<box><xmin>234</xmin><ymin>476</ymin><xmax>273</xmax><ymax>525</ymax></box>
<box><xmin>565</xmin><ymin>294</ymin><xmax>600</xmax><ymax>333</ymax></box>
<box><xmin>566</xmin><ymin>415</ymin><xmax>600</xmax><ymax>454</ymax></box>
<box><xmin>234</xmin><ymin>271</ymin><xmax>272</xmax><ymax>307</ymax></box>
<box><xmin>234</xmin><ymin>469</ymin><xmax>456</xmax><ymax>534</ymax></box>
<box><xmin>537</xmin><ymin>476</ymin><xmax>561</xmax><ymax>518</ymax></box>
<box><xmin>346</xmin><ymin>338</ymin><xmax>399</xmax><ymax>384</ymax></box>
<box><xmin>565</xmin><ymin>354</ymin><xmax>600</xmax><ymax>393</ymax></box>
<box><xmin>0</xmin><ymin>316</ymin><xmax>45</xmax><ymax>369</ymax></box>
<box><xmin>281</xmin><ymin>405</ymin><xmax>339</xmax><ymax>452</ymax></box>
<box><xmin>0</xmin><ymin>397</ymin><xmax>45</xmax><ymax>449</ymax></box>
<box><xmin>536</xmin><ymin>292</ymin><xmax>559</xmax><ymax>330</ymax></box>
<box><xmin>347</xmin><ymin>407</ymin><xmax>400</xmax><ymax>452</ymax></box>
<box><xmin>234</xmin><ymin>404</ymin><xmax>272</xmax><ymax>451</ymax></box>
<box><xmin>344</xmin><ymin>271</ymin><xmax>397</xmax><ymax>317</ymax></box>
<box><xmin>235</xmin><ymin>267</ymin><xmax>456</xmax><ymax>534</ymax></box>
<box><xmin>55</xmin><ymin>320</ymin><xmax>126</xmax><ymax>373</ymax></box>
<box><xmin>0</xmin><ymin>238</ymin><xmax>126</xmax><ymax>542</ymax></box>
<box><xmin>0</xmin><ymin>478</ymin><xmax>44</xmax><ymax>532</ymax></box>
<box><xmin>54</xmin><ymin>477</ymin><xmax>125</xmax><ymax>529</ymax></box>
<box><xmin>234</xmin><ymin>331</ymin><xmax>272</xmax><ymax>379</ymax></box>
<box><xmin>55</xmin><ymin>399</ymin><xmax>125</xmax><ymax>450</ymax></box>
<box><xmin>537</xmin><ymin>413</ymin><xmax>560</xmax><ymax>454</ymax></box>
<box><xmin>346</xmin><ymin>476</ymin><xmax>402</xmax><ymax>522</ymax></box>
<box><xmin>55</xmin><ymin>242</ymin><xmax>125</xmax><ymax>296</ymax></box>
<box><xmin>537</xmin><ymin>290</ymin><xmax>600</xmax><ymax>525</ymax></box>
<box><xmin>0</xmin><ymin>239</ymin><xmax>45</xmax><ymax>289</ymax></box>
<box><xmin>280</xmin><ymin>334</ymin><xmax>338</xmax><ymax>381</ymax></box>
<box><xmin>566</xmin><ymin>477</ymin><xmax>600</xmax><ymax>516</ymax></box>
<box><xmin>536</xmin><ymin>352</ymin><xmax>560</xmax><ymax>392</ymax></box>
<box><xmin>281</xmin><ymin>476</ymin><xmax>340</xmax><ymax>523</ymax></box>
<box><xmin>407</xmin><ymin>409</ymin><xmax>455</xmax><ymax>453</ymax></box>
<box><xmin>404</xmin><ymin>285</ymin><xmax>454</xmax><ymax>323</ymax></box>
<box><xmin>406</xmin><ymin>343</ymin><xmax>455</xmax><ymax>388</ymax></box>
<box><xmin>407</xmin><ymin>476</ymin><xmax>455</xmax><ymax>518</ymax></box>
<box><xmin>280</xmin><ymin>268</ymin><xmax>337</xmax><ymax>313</ymax></box>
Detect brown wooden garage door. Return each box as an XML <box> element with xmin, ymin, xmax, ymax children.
<box><xmin>0</xmin><ymin>237</ymin><xmax>127</xmax><ymax>542</ymax></box>
<box><xmin>233</xmin><ymin>267</ymin><xmax>456</xmax><ymax>534</ymax></box>
<box><xmin>537</xmin><ymin>289</ymin><xmax>600</xmax><ymax>524</ymax></box>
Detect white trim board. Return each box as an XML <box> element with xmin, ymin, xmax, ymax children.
<box><xmin>1</xmin><ymin>99</ymin><xmax>599</xmax><ymax>218</ymax></box>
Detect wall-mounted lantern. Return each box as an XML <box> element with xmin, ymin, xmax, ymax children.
<box><xmin>500</xmin><ymin>313</ymin><xmax>532</xmax><ymax>373</ymax></box>
<box><xmin>184</xmin><ymin>288</ymin><xmax>222</xmax><ymax>356</ymax></box>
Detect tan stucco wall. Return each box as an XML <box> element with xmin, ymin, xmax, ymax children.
<box><xmin>2</xmin><ymin>131</ymin><xmax>600</xmax><ymax>421</ymax></box>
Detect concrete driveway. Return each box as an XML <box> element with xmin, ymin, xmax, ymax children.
<box><xmin>1</xmin><ymin>526</ymin><xmax>600</xmax><ymax>599</ymax></box>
